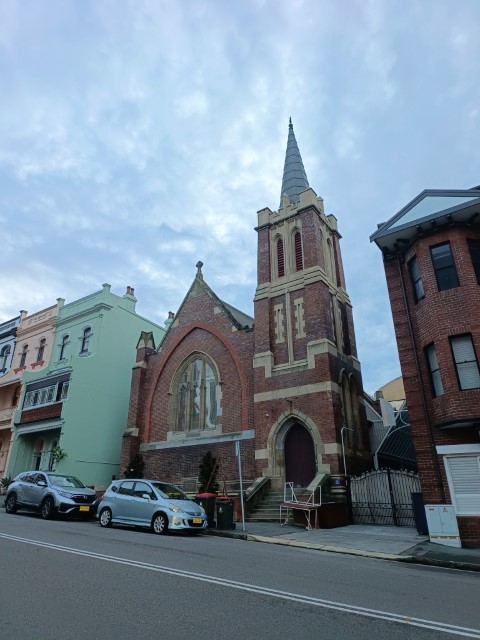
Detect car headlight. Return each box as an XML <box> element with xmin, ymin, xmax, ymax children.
<box><xmin>57</xmin><ymin>490</ymin><xmax>72</xmax><ymax>499</ymax></box>
<box><xmin>169</xmin><ymin>503</ymin><xmax>184</xmax><ymax>513</ymax></box>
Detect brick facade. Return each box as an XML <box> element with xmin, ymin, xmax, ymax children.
<box><xmin>374</xmin><ymin>194</ymin><xmax>480</xmax><ymax>548</ymax></box>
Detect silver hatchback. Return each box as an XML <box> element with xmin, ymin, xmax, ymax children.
<box><xmin>4</xmin><ymin>470</ymin><xmax>97</xmax><ymax>519</ymax></box>
<box><xmin>97</xmin><ymin>479</ymin><xmax>207</xmax><ymax>534</ymax></box>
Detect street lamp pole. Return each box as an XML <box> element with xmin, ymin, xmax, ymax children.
<box><xmin>341</xmin><ymin>426</ymin><xmax>355</xmax><ymax>476</ymax></box>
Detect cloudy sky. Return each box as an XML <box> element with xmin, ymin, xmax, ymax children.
<box><xmin>1</xmin><ymin>0</ymin><xmax>480</xmax><ymax>395</ymax></box>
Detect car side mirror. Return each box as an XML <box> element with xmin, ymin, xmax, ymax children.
<box><xmin>142</xmin><ymin>494</ymin><xmax>151</xmax><ymax>501</ymax></box>
<box><xmin>37</xmin><ymin>480</ymin><xmax>47</xmax><ymax>487</ymax></box>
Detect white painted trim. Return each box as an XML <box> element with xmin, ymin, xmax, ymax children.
<box><xmin>436</xmin><ymin>444</ymin><xmax>480</xmax><ymax>455</ymax></box>
<box><xmin>142</xmin><ymin>429</ymin><xmax>256</xmax><ymax>451</ymax></box>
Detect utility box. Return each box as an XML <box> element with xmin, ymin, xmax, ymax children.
<box><xmin>424</xmin><ymin>505</ymin><xmax>461</xmax><ymax>548</ymax></box>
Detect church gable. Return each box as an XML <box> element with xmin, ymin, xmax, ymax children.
<box><xmin>166</xmin><ymin>261</ymin><xmax>253</xmax><ymax>339</ymax></box>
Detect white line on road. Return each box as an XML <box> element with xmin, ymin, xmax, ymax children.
<box><xmin>1</xmin><ymin>532</ymin><xmax>479</xmax><ymax>638</ymax></box>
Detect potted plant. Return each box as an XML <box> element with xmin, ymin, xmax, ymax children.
<box><xmin>195</xmin><ymin>451</ymin><xmax>219</xmax><ymax>528</ymax></box>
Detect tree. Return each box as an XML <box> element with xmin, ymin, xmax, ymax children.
<box><xmin>125</xmin><ymin>454</ymin><xmax>145</xmax><ymax>478</ymax></box>
<box><xmin>198</xmin><ymin>451</ymin><xmax>219</xmax><ymax>494</ymax></box>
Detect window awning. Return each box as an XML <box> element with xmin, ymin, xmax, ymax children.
<box><xmin>16</xmin><ymin>420</ymin><xmax>63</xmax><ymax>435</ymax></box>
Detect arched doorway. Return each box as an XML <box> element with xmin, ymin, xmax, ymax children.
<box><xmin>284</xmin><ymin>423</ymin><xmax>316</xmax><ymax>487</ymax></box>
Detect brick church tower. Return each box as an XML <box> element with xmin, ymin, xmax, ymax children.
<box><xmin>253</xmin><ymin>120</ymin><xmax>370</xmax><ymax>489</ymax></box>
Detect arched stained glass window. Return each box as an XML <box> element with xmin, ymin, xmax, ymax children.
<box><xmin>175</xmin><ymin>356</ymin><xmax>218</xmax><ymax>432</ymax></box>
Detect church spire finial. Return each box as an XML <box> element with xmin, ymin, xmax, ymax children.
<box><xmin>279</xmin><ymin>119</ymin><xmax>309</xmax><ymax>209</ymax></box>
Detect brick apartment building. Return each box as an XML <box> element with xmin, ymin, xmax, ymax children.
<box><xmin>122</xmin><ymin>121</ymin><xmax>371</xmax><ymax>492</ymax></box>
<box><xmin>371</xmin><ymin>188</ymin><xmax>480</xmax><ymax>547</ymax></box>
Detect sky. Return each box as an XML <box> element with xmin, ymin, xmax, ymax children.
<box><xmin>1</xmin><ymin>0</ymin><xmax>480</xmax><ymax>396</ymax></box>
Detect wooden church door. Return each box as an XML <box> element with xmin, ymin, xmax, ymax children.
<box><xmin>284</xmin><ymin>424</ymin><xmax>316</xmax><ymax>488</ymax></box>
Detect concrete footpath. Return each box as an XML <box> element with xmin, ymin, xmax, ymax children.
<box><xmin>208</xmin><ymin>521</ymin><xmax>480</xmax><ymax>572</ymax></box>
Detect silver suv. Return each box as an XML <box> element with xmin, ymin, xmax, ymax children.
<box><xmin>4</xmin><ymin>471</ymin><xmax>97</xmax><ymax>519</ymax></box>
<box><xmin>97</xmin><ymin>479</ymin><xmax>207</xmax><ymax>535</ymax></box>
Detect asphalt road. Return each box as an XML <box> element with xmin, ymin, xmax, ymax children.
<box><xmin>0</xmin><ymin>510</ymin><xmax>479</xmax><ymax>640</ymax></box>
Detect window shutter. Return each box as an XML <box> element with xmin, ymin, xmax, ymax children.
<box><xmin>446</xmin><ymin>456</ymin><xmax>480</xmax><ymax>514</ymax></box>
<box><xmin>451</xmin><ymin>335</ymin><xmax>480</xmax><ymax>390</ymax></box>
<box><xmin>277</xmin><ymin>238</ymin><xmax>285</xmax><ymax>277</ymax></box>
<box><xmin>294</xmin><ymin>232</ymin><xmax>303</xmax><ymax>271</ymax></box>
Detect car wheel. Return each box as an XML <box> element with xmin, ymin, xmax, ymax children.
<box><xmin>99</xmin><ymin>508</ymin><xmax>113</xmax><ymax>528</ymax></box>
<box><xmin>152</xmin><ymin>513</ymin><xmax>168</xmax><ymax>535</ymax></box>
<box><xmin>5</xmin><ymin>493</ymin><xmax>17</xmax><ymax>514</ymax></box>
<box><xmin>40</xmin><ymin>496</ymin><xmax>55</xmax><ymax>520</ymax></box>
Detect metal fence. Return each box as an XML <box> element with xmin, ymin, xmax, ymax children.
<box><xmin>349</xmin><ymin>468</ymin><xmax>421</xmax><ymax>527</ymax></box>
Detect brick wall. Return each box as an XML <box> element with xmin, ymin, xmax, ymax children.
<box><xmin>383</xmin><ymin>226</ymin><xmax>480</xmax><ymax>546</ymax></box>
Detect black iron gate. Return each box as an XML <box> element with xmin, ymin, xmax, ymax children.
<box><xmin>349</xmin><ymin>468</ymin><xmax>420</xmax><ymax>526</ymax></box>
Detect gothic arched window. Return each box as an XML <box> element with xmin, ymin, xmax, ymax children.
<box><xmin>277</xmin><ymin>237</ymin><xmax>285</xmax><ymax>278</ymax></box>
<box><xmin>174</xmin><ymin>355</ymin><xmax>218</xmax><ymax>432</ymax></box>
<box><xmin>294</xmin><ymin>231</ymin><xmax>303</xmax><ymax>271</ymax></box>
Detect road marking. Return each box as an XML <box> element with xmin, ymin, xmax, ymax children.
<box><xmin>1</xmin><ymin>532</ymin><xmax>479</xmax><ymax>638</ymax></box>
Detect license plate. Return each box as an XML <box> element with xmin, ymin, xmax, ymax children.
<box><xmin>79</xmin><ymin>506</ymin><xmax>90</xmax><ymax>512</ymax></box>
<box><xmin>192</xmin><ymin>518</ymin><xmax>202</xmax><ymax>524</ymax></box>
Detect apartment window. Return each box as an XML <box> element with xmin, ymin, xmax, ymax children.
<box><xmin>59</xmin><ymin>335</ymin><xmax>69</xmax><ymax>361</ymax></box>
<box><xmin>294</xmin><ymin>231</ymin><xmax>303</xmax><ymax>271</ymax></box>
<box><xmin>37</xmin><ymin>338</ymin><xmax>46</xmax><ymax>362</ymax></box>
<box><xmin>80</xmin><ymin>327</ymin><xmax>92</xmax><ymax>353</ymax></box>
<box><xmin>19</xmin><ymin>345</ymin><xmax>28</xmax><ymax>368</ymax></box>
<box><xmin>174</xmin><ymin>355</ymin><xmax>218</xmax><ymax>432</ymax></box>
<box><xmin>408</xmin><ymin>256</ymin><xmax>425</xmax><ymax>302</ymax></box>
<box><xmin>0</xmin><ymin>345</ymin><xmax>11</xmax><ymax>372</ymax></box>
<box><xmin>277</xmin><ymin>238</ymin><xmax>285</xmax><ymax>278</ymax></box>
<box><xmin>23</xmin><ymin>378</ymin><xmax>70</xmax><ymax>410</ymax></box>
<box><xmin>425</xmin><ymin>343</ymin><xmax>444</xmax><ymax>397</ymax></box>
<box><xmin>450</xmin><ymin>334</ymin><xmax>480</xmax><ymax>390</ymax></box>
<box><xmin>430</xmin><ymin>242</ymin><xmax>459</xmax><ymax>291</ymax></box>
<box><xmin>467</xmin><ymin>239</ymin><xmax>480</xmax><ymax>284</ymax></box>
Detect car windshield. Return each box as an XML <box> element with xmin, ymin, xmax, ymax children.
<box><xmin>48</xmin><ymin>474</ymin><xmax>85</xmax><ymax>489</ymax></box>
<box><xmin>151</xmin><ymin>482</ymin><xmax>186</xmax><ymax>500</ymax></box>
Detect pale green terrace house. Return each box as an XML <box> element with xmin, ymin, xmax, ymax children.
<box><xmin>7</xmin><ymin>284</ymin><xmax>165</xmax><ymax>490</ymax></box>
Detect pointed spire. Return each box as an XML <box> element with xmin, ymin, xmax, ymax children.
<box><xmin>279</xmin><ymin>118</ymin><xmax>309</xmax><ymax>209</ymax></box>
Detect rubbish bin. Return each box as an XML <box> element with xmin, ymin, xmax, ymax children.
<box><xmin>411</xmin><ymin>492</ymin><xmax>428</xmax><ymax>535</ymax></box>
<box><xmin>194</xmin><ymin>493</ymin><xmax>217</xmax><ymax>528</ymax></box>
<box><xmin>216</xmin><ymin>497</ymin><xmax>235</xmax><ymax>530</ymax></box>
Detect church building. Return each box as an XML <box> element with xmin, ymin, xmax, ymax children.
<box><xmin>122</xmin><ymin>121</ymin><xmax>371</xmax><ymax>493</ymax></box>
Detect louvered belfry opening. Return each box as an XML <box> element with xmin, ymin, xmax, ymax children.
<box><xmin>294</xmin><ymin>232</ymin><xmax>303</xmax><ymax>271</ymax></box>
<box><xmin>277</xmin><ymin>238</ymin><xmax>285</xmax><ymax>277</ymax></box>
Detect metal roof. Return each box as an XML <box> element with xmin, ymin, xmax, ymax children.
<box><xmin>370</xmin><ymin>188</ymin><xmax>480</xmax><ymax>254</ymax></box>
<box><xmin>279</xmin><ymin>118</ymin><xmax>310</xmax><ymax>208</ymax></box>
